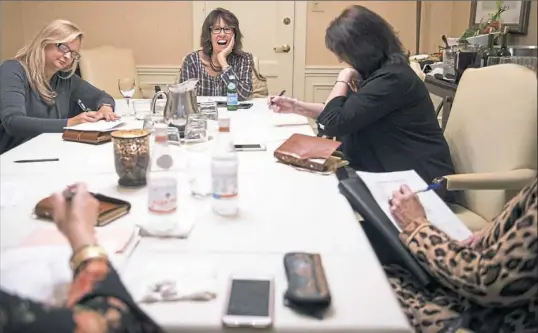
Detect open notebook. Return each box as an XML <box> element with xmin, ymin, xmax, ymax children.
<box><xmin>356</xmin><ymin>170</ymin><xmax>471</xmax><ymax>241</ymax></box>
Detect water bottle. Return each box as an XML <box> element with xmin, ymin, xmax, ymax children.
<box><xmin>147</xmin><ymin>123</ymin><xmax>179</xmax><ymax>229</ymax></box>
<box><xmin>227</xmin><ymin>75</ymin><xmax>239</xmax><ymax>111</ymax></box>
<box><xmin>211</xmin><ymin>117</ymin><xmax>238</xmax><ymax>216</ymax></box>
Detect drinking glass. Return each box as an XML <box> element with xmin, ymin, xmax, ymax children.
<box><xmin>111</xmin><ymin>129</ymin><xmax>151</xmax><ymax>187</ymax></box>
<box><xmin>184</xmin><ymin>114</ymin><xmax>208</xmax><ymax>144</ymax></box>
<box><xmin>118</xmin><ymin>78</ymin><xmax>136</xmax><ymax>116</ymax></box>
<box><xmin>500</xmin><ymin>56</ymin><xmax>516</xmax><ymax>64</ymax></box>
<box><xmin>133</xmin><ymin>100</ymin><xmax>151</xmax><ymax>120</ymax></box>
<box><xmin>198</xmin><ymin>101</ymin><xmax>218</xmax><ymax>139</ymax></box>
<box><xmin>186</xmin><ymin>144</ymin><xmax>212</xmax><ymax>198</ymax></box>
<box><xmin>487</xmin><ymin>56</ymin><xmax>501</xmax><ymax>66</ymax></box>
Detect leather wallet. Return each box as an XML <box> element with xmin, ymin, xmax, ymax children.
<box><xmin>34</xmin><ymin>192</ymin><xmax>131</xmax><ymax>227</ymax></box>
<box><xmin>283</xmin><ymin>252</ymin><xmax>331</xmax><ymax>319</ymax></box>
<box><xmin>62</xmin><ymin>130</ymin><xmax>111</xmax><ymax>145</ymax></box>
<box><xmin>274</xmin><ymin>133</ymin><xmax>345</xmax><ymax>172</ymax></box>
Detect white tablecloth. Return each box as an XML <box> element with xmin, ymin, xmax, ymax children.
<box><xmin>0</xmin><ymin>98</ymin><xmax>411</xmax><ymax>332</ymax></box>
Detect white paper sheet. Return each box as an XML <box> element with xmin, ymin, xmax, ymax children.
<box><xmin>0</xmin><ymin>243</ymin><xmax>123</xmax><ymax>305</ymax></box>
<box><xmin>64</xmin><ymin>119</ymin><xmax>125</xmax><ymax>132</ymax></box>
<box><xmin>197</xmin><ymin>96</ymin><xmax>227</xmax><ymax>104</ymax></box>
<box><xmin>271</xmin><ymin>113</ymin><xmax>310</xmax><ymax>127</ymax></box>
<box><xmin>0</xmin><ymin>181</ymin><xmax>24</xmax><ymax>208</ymax></box>
<box><xmin>356</xmin><ymin>170</ymin><xmax>471</xmax><ymax>241</ymax></box>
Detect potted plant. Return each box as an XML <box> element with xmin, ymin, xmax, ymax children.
<box><xmin>460</xmin><ymin>1</ymin><xmax>509</xmax><ymax>42</ymax></box>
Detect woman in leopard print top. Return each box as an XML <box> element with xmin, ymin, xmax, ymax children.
<box><xmin>387</xmin><ymin>179</ymin><xmax>537</xmax><ymax>333</ymax></box>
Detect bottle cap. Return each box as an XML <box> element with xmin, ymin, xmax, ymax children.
<box><xmin>218</xmin><ymin>117</ymin><xmax>231</xmax><ymax>132</ymax></box>
<box><xmin>154</xmin><ymin>123</ymin><xmax>168</xmax><ymax>142</ymax></box>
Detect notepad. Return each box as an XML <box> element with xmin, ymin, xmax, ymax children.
<box><xmin>356</xmin><ymin>170</ymin><xmax>472</xmax><ymax>241</ymax></box>
<box><xmin>19</xmin><ymin>226</ymin><xmax>139</xmax><ymax>254</ymax></box>
<box><xmin>64</xmin><ymin>119</ymin><xmax>125</xmax><ymax>132</ymax></box>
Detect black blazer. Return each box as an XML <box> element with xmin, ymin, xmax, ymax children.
<box><xmin>317</xmin><ymin>63</ymin><xmax>455</xmax><ymax>186</ymax></box>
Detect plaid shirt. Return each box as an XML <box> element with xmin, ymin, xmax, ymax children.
<box><xmin>179</xmin><ymin>51</ymin><xmax>253</xmax><ymax>101</ymax></box>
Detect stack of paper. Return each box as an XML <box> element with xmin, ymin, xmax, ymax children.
<box><xmin>64</xmin><ymin>119</ymin><xmax>125</xmax><ymax>132</ymax></box>
<box><xmin>356</xmin><ymin>170</ymin><xmax>471</xmax><ymax>241</ymax></box>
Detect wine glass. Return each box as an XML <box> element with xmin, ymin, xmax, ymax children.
<box><xmin>118</xmin><ymin>78</ymin><xmax>136</xmax><ymax>116</ymax></box>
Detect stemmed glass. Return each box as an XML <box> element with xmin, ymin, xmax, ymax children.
<box><xmin>118</xmin><ymin>78</ymin><xmax>136</xmax><ymax>116</ymax></box>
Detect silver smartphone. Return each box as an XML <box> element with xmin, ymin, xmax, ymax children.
<box><xmin>233</xmin><ymin>143</ymin><xmax>267</xmax><ymax>151</ymax></box>
<box><xmin>221</xmin><ymin>274</ymin><xmax>275</xmax><ymax>328</ymax></box>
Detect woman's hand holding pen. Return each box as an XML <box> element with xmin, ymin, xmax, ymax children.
<box><xmin>66</xmin><ymin>112</ymin><xmax>98</xmax><ymax>126</ymax></box>
<box><xmin>389</xmin><ymin>184</ymin><xmax>427</xmax><ymax>230</ymax></box>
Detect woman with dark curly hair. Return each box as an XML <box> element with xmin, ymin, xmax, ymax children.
<box><xmin>179</xmin><ymin>7</ymin><xmax>253</xmax><ymax>101</ymax></box>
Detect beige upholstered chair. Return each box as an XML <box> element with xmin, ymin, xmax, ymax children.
<box><xmin>79</xmin><ymin>45</ymin><xmax>149</xmax><ymax>99</ymax></box>
<box><xmin>442</xmin><ymin>64</ymin><xmax>537</xmax><ymax>231</ymax></box>
<box><xmin>177</xmin><ymin>52</ymin><xmax>268</xmax><ymax>98</ymax></box>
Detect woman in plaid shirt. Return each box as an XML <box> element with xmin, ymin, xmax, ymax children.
<box><xmin>179</xmin><ymin>8</ymin><xmax>253</xmax><ymax>101</ymax></box>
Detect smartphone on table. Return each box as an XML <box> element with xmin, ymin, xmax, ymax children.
<box><xmin>233</xmin><ymin>143</ymin><xmax>267</xmax><ymax>152</ymax></box>
<box><xmin>221</xmin><ymin>274</ymin><xmax>275</xmax><ymax>328</ymax></box>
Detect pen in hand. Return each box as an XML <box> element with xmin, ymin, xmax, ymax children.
<box><xmin>388</xmin><ymin>182</ymin><xmax>442</xmax><ymax>204</ymax></box>
<box><xmin>77</xmin><ymin>99</ymin><xmax>91</xmax><ymax>112</ymax></box>
<box><xmin>269</xmin><ymin>90</ymin><xmax>286</xmax><ymax>105</ymax></box>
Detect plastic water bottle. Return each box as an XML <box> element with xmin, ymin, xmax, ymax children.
<box><xmin>211</xmin><ymin>117</ymin><xmax>238</xmax><ymax>216</ymax></box>
<box><xmin>147</xmin><ymin>123</ymin><xmax>179</xmax><ymax>229</ymax></box>
<box><xmin>227</xmin><ymin>75</ymin><xmax>239</xmax><ymax>111</ymax></box>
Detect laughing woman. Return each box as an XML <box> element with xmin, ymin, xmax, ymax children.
<box><xmin>0</xmin><ymin>19</ymin><xmax>119</xmax><ymax>154</ymax></box>
<box><xmin>179</xmin><ymin>7</ymin><xmax>253</xmax><ymax>101</ymax></box>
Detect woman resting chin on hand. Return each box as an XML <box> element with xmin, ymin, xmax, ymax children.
<box><xmin>385</xmin><ymin>180</ymin><xmax>538</xmax><ymax>333</ymax></box>
<box><xmin>0</xmin><ymin>183</ymin><xmax>163</xmax><ymax>333</ymax></box>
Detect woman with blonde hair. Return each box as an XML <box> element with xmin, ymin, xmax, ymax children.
<box><xmin>0</xmin><ymin>19</ymin><xmax>119</xmax><ymax>154</ymax></box>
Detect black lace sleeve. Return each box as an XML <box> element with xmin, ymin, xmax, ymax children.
<box><xmin>0</xmin><ymin>259</ymin><xmax>163</xmax><ymax>333</ymax></box>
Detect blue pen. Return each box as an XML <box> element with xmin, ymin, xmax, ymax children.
<box><xmin>414</xmin><ymin>182</ymin><xmax>442</xmax><ymax>194</ymax></box>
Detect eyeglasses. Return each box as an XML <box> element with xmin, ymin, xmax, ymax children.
<box><xmin>56</xmin><ymin>43</ymin><xmax>81</xmax><ymax>60</ymax></box>
<box><xmin>210</xmin><ymin>26</ymin><xmax>234</xmax><ymax>35</ymax></box>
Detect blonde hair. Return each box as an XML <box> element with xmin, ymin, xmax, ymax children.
<box><xmin>15</xmin><ymin>19</ymin><xmax>83</xmax><ymax>105</ymax></box>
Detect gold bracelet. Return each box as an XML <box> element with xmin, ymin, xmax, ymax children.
<box><xmin>70</xmin><ymin>245</ymin><xmax>108</xmax><ymax>271</ymax></box>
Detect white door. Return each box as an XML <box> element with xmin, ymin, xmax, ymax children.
<box><xmin>193</xmin><ymin>1</ymin><xmax>296</xmax><ymax>96</ymax></box>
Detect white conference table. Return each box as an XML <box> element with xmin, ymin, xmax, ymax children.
<box><xmin>0</xmin><ymin>98</ymin><xmax>411</xmax><ymax>332</ymax></box>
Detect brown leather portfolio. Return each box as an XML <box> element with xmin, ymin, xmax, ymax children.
<box><xmin>35</xmin><ymin>192</ymin><xmax>131</xmax><ymax>227</ymax></box>
<box><xmin>274</xmin><ymin>133</ymin><xmax>346</xmax><ymax>172</ymax></box>
<box><xmin>62</xmin><ymin>130</ymin><xmax>111</xmax><ymax>144</ymax></box>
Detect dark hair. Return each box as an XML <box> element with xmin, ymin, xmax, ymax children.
<box><xmin>200</xmin><ymin>7</ymin><xmax>243</xmax><ymax>57</ymax></box>
<box><xmin>325</xmin><ymin>5</ymin><xmax>408</xmax><ymax>79</ymax></box>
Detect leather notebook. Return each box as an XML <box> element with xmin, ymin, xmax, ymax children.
<box><xmin>34</xmin><ymin>193</ymin><xmax>131</xmax><ymax>227</ymax></box>
<box><xmin>274</xmin><ymin>133</ymin><xmax>345</xmax><ymax>172</ymax></box>
<box><xmin>62</xmin><ymin>130</ymin><xmax>111</xmax><ymax>145</ymax></box>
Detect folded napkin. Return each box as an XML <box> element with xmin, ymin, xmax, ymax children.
<box><xmin>138</xmin><ymin>202</ymin><xmax>202</xmax><ymax>238</ymax></box>
<box><xmin>137</xmin><ymin>266</ymin><xmax>218</xmax><ymax>303</ymax></box>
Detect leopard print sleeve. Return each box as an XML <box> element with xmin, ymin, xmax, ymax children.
<box><xmin>400</xmin><ymin>180</ymin><xmax>538</xmax><ymax>308</ymax></box>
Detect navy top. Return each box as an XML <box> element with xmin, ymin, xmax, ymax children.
<box><xmin>317</xmin><ymin>63</ymin><xmax>455</xmax><ymax>188</ymax></box>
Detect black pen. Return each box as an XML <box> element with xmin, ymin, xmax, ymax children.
<box><xmin>269</xmin><ymin>90</ymin><xmax>286</xmax><ymax>105</ymax></box>
<box><xmin>77</xmin><ymin>99</ymin><xmax>90</xmax><ymax>112</ymax></box>
<box><xmin>14</xmin><ymin>158</ymin><xmax>59</xmax><ymax>163</ymax></box>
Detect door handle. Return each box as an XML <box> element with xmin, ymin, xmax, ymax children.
<box><xmin>273</xmin><ymin>44</ymin><xmax>291</xmax><ymax>53</ymax></box>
